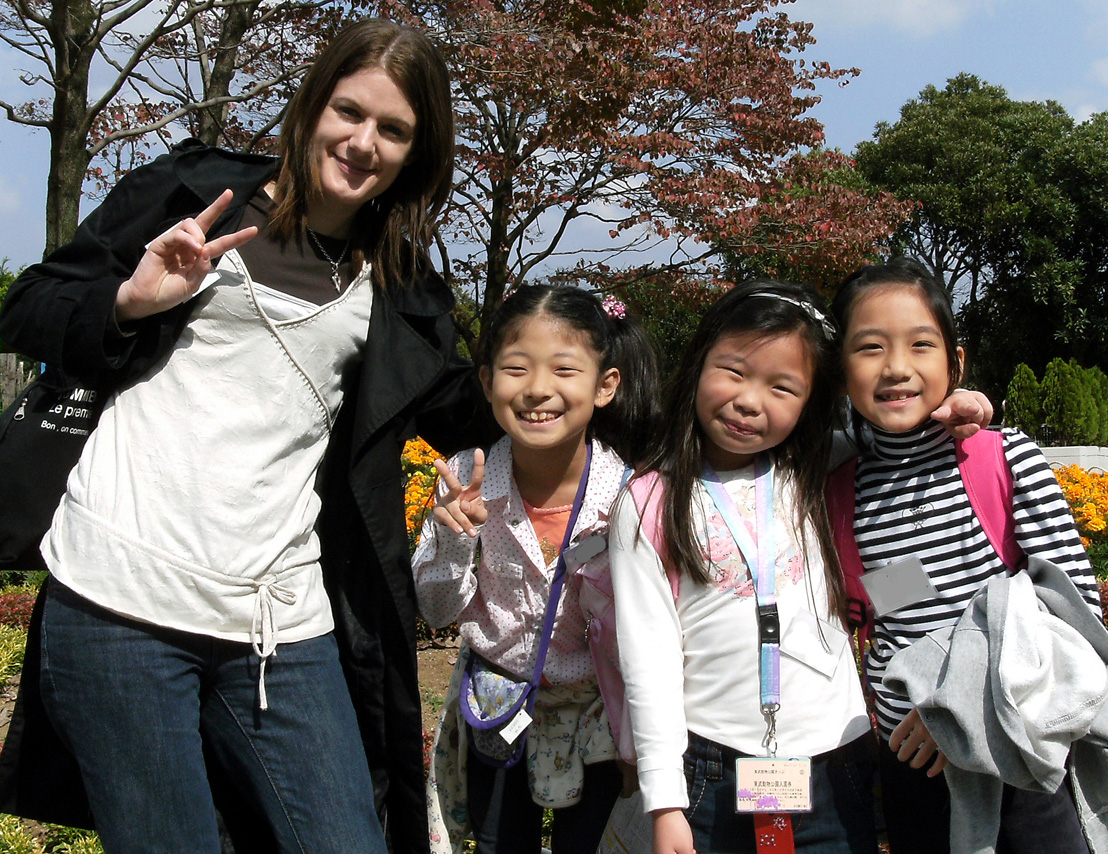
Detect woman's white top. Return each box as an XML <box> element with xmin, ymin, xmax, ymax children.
<box><xmin>44</xmin><ymin>250</ymin><xmax>374</xmax><ymax>657</ymax></box>
<box><xmin>609</xmin><ymin>464</ymin><xmax>870</xmax><ymax>813</ymax></box>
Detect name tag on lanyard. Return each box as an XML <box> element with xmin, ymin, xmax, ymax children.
<box><xmin>736</xmin><ymin>756</ymin><xmax>813</xmax><ymax>813</ymax></box>
<box><xmin>862</xmin><ymin>555</ymin><xmax>938</xmax><ymax>616</ymax></box>
<box><xmin>703</xmin><ymin>458</ymin><xmax>808</xmax><ymax>854</ymax></box>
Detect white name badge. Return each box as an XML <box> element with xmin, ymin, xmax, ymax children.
<box><xmin>499</xmin><ymin>707</ymin><xmax>532</xmax><ymax>745</ymax></box>
<box><xmin>736</xmin><ymin>757</ymin><xmax>813</xmax><ymax>813</ymax></box>
<box><xmin>861</xmin><ymin>556</ymin><xmax>939</xmax><ymax>616</ymax></box>
<box><xmin>780</xmin><ymin>610</ymin><xmax>849</xmax><ymax>678</ymax></box>
<box><xmin>563</xmin><ymin>534</ymin><xmax>607</xmax><ymax>571</ymax></box>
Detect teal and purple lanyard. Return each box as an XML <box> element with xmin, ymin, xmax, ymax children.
<box><xmin>701</xmin><ymin>453</ymin><xmax>781</xmax><ymax>755</ymax></box>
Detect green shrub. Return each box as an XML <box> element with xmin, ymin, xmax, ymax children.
<box><xmin>1071</xmin><ymin>359</ymin><xmax>1100</xmax><ymax>444</ymax></box>
<box><xmin>44</xmin><ymin>824</ymin><xmax>103</xmax><ymax>854</ymax></box>
<box><xmin>1005</xmin><ymin>363</ymin><xmax>1041</xmax><ymax>436</ymax></box>
<box><xmin>0</xmin><ymin>815</ymin><xmax>42</xmax><ymax>854</ymax></box>
<box><xmin>0</xmin><ymin>570</ymin><xmax>48</xmax><ymax>591</ymax></box>
<box><xmin>1090</xmin><ymin>367</ymin><xmax>1108</xmax><ymax>446</ymax></box>
<box><xmin>0</xmin><ymin>623</ymin><xmax>27</xmax><ymax>683</ymax></box>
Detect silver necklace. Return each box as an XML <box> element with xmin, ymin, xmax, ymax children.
<box><xmin>306</xmin><ymin>228</ymin><xmax>349</xmax><ymax>292</ymax></box>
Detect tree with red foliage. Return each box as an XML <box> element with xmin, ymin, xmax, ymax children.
<box><xmin>387</xmin><ymin>0</ymin><xmax>910</xmax><ymax>351</ymax></box>
<box><xmin>3</xmin><ymin>0</ymin><xmax>909</xmax><ymax>338</ymax></box>
<box><xmin>0</xmin><ymin>0</ymin><xmax>321</xmax><ymax>256</ymax></box>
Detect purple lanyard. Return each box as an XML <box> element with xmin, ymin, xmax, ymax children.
<box><xmin>527</xmin><ymin>441</ymin><xmax>592</xmax><ymax>691</ymax></box>
<box><xmin>701</xmin><ymin>454</ymin><xmax>781</xmax><ymax>753</ymax></box>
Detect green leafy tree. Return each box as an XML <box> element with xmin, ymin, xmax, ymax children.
<box><xmin>1041</xmin><ymin>358</ymin><xmax>1092</xmax><ymax>446</ymax></box>
<box><xmin>0</xmin><ymin>259</ymin><xmax>15</xmax><ymax>310</ymax></box>
<box><xmin>1040</xmin><ymin>358</ymin><xmax>1070</xmax><ymax>445</ymax></box>
<box><xmin>1005</xmin><ymin>363</ymin><xmax>1042</xmax><ymax>437</ymax></box>
<box><xmin>854</xmin><ymin>74</ymin><xmax>1108</xmax><ymax>400</ymax></box>
<box><xmin>1091</xmin><ymin>367</ymin><xmax>1108</xmax><ymax>446</ymax></box>
<box><xmin>1072</xmin><ymin>360</ymin><xmax>1101</xmax><ymax>446</ymax></box>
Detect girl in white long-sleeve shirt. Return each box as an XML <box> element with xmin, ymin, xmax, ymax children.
<box><xmin>610</xmin><ymin>281</ymin><xmax>876</xmax><ymax>854</ymax></box>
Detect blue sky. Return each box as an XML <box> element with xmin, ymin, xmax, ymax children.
<box><xmin>2</xmin><ymin>0</ymin><xmax>1108</xmax><ymax>271</ymax></box>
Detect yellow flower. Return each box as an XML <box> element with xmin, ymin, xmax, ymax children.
<box><xmin>1056</xmin><ymin>465</ymin><xmax>1108</xmax><ymax>553</ymax></box>
<box><xmin>403</xmin><ymin>438</ymin><xmax>443</xmax><ymax>543</ymax></box>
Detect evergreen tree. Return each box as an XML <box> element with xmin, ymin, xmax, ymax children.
<box><xmin>1005</xmin><ymin>363</ymin><xmax>1042</xmax><ymax>438</ymax></box>
<box><xmin>1070</xmin><ymin>360</ymin><xmax>1098</xmax><ymax>445</ymax></box>
<box><xmin>1041</xmin><ymin>358</ymin><xmax>1073</xmax><ymax>445</ymax></box>
<box><xmin>1085</xmin><ymin>366</ymin><xmax>1108</xmax><ymax>447</ymax></box>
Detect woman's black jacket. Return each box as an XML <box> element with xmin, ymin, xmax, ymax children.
<box><xmin>0</xmin><ymin>138</ymin><xmax>492</xmax><ymax>854</ymax></box>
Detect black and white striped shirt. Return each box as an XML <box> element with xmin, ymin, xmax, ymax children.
<box><xmin>853</xmin><ymin>422</ymin><xmax>1100</xmax><ymax>738</ymax></box>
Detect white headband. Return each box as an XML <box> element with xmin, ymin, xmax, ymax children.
<box><xmin>748</xmin><ymin>292</ymin><xmax>836</xmax><ymax>339</ymax></box>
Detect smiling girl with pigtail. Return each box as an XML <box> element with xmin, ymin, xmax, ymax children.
<box><xmin>414</xmin><ymin>284</ymin><xmax>660</xmax><ymax>854</ymax></box>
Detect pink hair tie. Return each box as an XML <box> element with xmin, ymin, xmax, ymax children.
<box><xmin>601</xmin><ymin>294</ymin><xmax>627</xmax><ymax>319</ymax></box>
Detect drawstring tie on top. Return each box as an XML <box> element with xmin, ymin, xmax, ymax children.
<box><xmin>251</xmin><ymin>578</ymin><xmax>297</xmax><ymax>710</ymax></box>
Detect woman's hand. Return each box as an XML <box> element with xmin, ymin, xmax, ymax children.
<box><xmin>890</xmin><ymin>707</ymin><xmax>948</xmax><ymax>777</ymax></box>
<box><xmin>432</xmin><ymin>449</ymin><xmax>486</xmax><ymax>537</ymax></box>
<box><xmin>115</xmin><ymin>190</ymin><xmax>258</xmax><ymax>323</ymax></box>
<box><xmin>931</xmin><ymin>390</ymin><xmax>993</xmax><ymax>439</ymax></box>
<box><xmin>653</xmin><ymin>808</ymin><xmax>696</xmax><ymax>854</ymax></box>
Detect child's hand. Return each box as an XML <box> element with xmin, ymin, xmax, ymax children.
<box><xmin>931</xmin><ymin>390</ymin><xmax>993</xmax><ymax>439</ymax></box>
<box><xmin>432</xmin><ymin>449</ymin><xmax>487</xmax><ymax>537</ymax></box>
<box><xmin>652</xmin><ymin>808</ymin><xmax>696</xmax><ymax>854</ymax></box>
<box><xmin>890</xmin><ymin>707</ymin><xmax>949</xmax><ymax>777</ymax></box>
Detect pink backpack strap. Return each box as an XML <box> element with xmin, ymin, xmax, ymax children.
<box><xmin>826</xmin><ymin>458</ymin><xmax>871</xmax><ymax>643</ymax></box>
<box><xmin>627</xmin><ymin>472</ymin><xmax>680</xmax><ymax>600</ymax></box>
<box><xmin>956</xmin><ymin>430</ymin><xmax>1024</xmax><ymax>570</ymax></box>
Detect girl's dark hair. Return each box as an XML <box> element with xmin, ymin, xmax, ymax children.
<box><xmin>479</xmin><ymin>285</ymin><xmax>661</xmax><ymax>467</ymax></box>
<box><xmin>642</xmin><ymin>280</ymin><xmax>846</xmax><ymax>620</ymax></box>
<box><xmin>271</xmin><ymin>18</ymin><xmax>454</xmax><ymax>291</ymax></box>
<box><xmin>830</xmin><ymin>257</ymin><xmax>963</xmax><ymax>442</ymax></box>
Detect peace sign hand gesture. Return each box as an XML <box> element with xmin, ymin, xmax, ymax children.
<box><xmin>115</xmin><ymin>189</ymin><xmax>258</xmax><ymax>323</ymax></box>
<box><xmin>432</xmin><ymin>449</ymin><xmax>487</xmax><ymax>538</ymax></box>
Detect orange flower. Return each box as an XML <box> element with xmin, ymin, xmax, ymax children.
<box><xmin>1055</xmin><ymin>465</ymin><xmax>1108</xmax><ymax>577</ymax></box>
<box><xmin>403</xmin><ymin>438</ymin><xmax>443</xmax><ymax>547</ymax></box>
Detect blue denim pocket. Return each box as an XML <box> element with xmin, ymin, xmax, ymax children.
<box><xmin>683</xmin><ymin>752</ymin><xmax>709</xmax><ymax>820</ymax></box>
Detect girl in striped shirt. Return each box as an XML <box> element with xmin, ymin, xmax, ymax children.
<box><xmin>831</xmin><ymin>258</ymin><xmax>1100</xmax><ymax>854</ymax></box>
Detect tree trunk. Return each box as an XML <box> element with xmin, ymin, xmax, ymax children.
<box><xmin>1</xmin><ymin>352</ymin><xmax>37</xmax><ymax>409</ymax></box>
<box><xmin>196</xmin><ymin>1</ymin><xmax>262</xmax><ymax>146</ymax></box>
<box><xmin>43</xmin><ymin>0</ymin><xmax>97</xmax><ymax>257</ymax></box>
<box><xmin>479</xmin><ymin>176</ymin><xmax>513</xmax><ymax>355</ymax></box>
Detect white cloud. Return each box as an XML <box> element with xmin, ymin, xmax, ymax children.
<box><xmin>1074</xmin><ymin>103</ymin><xmax>1100</xmax><ymax>123</ymax></box>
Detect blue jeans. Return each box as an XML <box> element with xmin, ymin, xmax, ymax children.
<box><xmin>683</xmin><ymin>731</ymin><xmax>878</xmax><ymax>854</ymax></box>
<box><xmin>878</xmin><ymin>739</ymin><xmax>1089</xmax><ymax>854</ymax></box>
<box><xmin>39</xmin><ymin>578</ymin><xmax>385</xmax><ymax>854</ymax></box>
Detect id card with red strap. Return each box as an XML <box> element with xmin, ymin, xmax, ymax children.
<box><xmin>736</xmin><ymin>756</ymin><xmax>812</xmax><ymax>813</ymax></box>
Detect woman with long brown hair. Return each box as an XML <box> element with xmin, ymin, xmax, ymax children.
<box><xmin>0</xmin><ymin>18</ymin><xmax>487</xmax><ymax>854</ymax></box>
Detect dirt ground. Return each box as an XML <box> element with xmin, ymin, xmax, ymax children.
<box><xmin>417</xmin><ymin>642</ymin><xmax>460</xmax><ymax>736</ymax></box>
